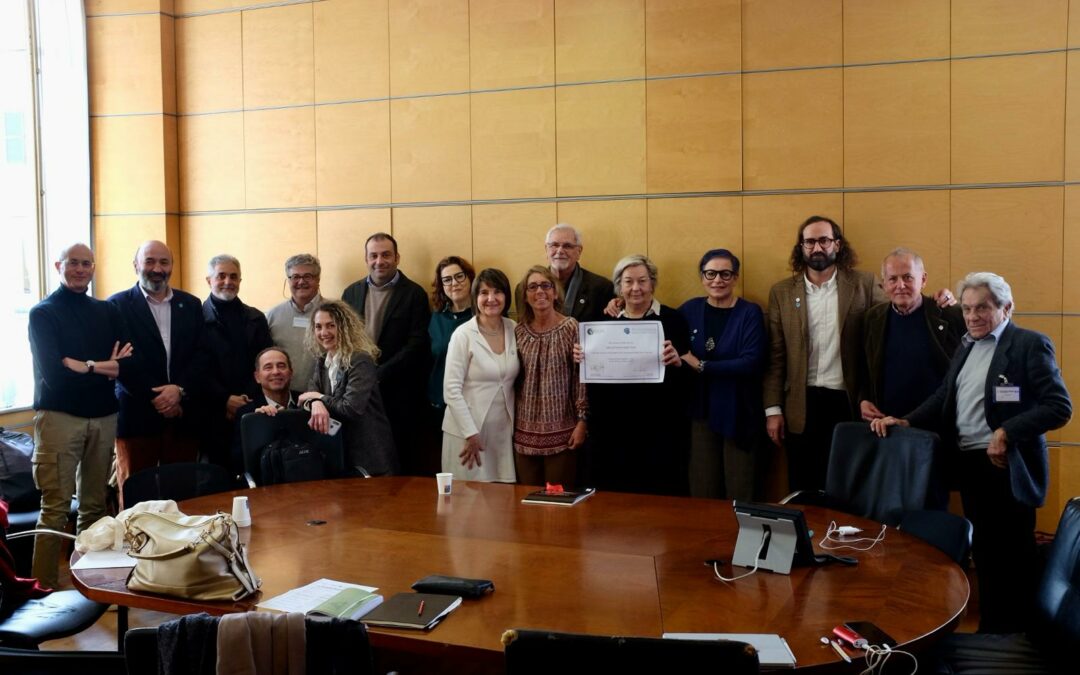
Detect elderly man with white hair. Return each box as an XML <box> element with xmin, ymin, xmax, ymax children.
<box><xmin>515</xmin><ymin>223</ymin><xmax>614</xmax><ymax>322</ymax></box>
<box><xmin>871</xmin><ymin>272</ymin><xmax>1072</xmax><ymax>633</ymax></box>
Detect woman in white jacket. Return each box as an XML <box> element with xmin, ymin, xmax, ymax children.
<box><xmin>442</xmin><ymin>268</ymin><xmax>518</xmax><ymax>482</ymax></box>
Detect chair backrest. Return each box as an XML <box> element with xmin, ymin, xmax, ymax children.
<box><xmin>0</xmin><ymin>647</ymin><xmax>125</xmax><ymax>675</ymax></box>
<box><xmin>1034</xmin><ymin>496</ymin><xmax>1080</xmax><ymax>650</ymax></box>
<box><xmin>898</xmin><ymin>509</ymin><xmax>973</xmax><ymax>565</ymax></box>
<box><xmin>503</xmin><ymin>629</ymin><xmax>759</xmax><ymax>674</ymax></box>
<box><xmin>240</xmin><ymin>410</ymin><xmax>344</xmax><ymax>486</ymax></box>
<box><xmin>121</xmin><ymin>462</ymin><xmax>236</xmax><ymax>509</ymax></box>
<box><xmin>825</xmin><ymin>422</ymin><xmax>947</xmax><ymax>526</ymax></box>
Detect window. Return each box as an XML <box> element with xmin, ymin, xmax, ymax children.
<box><xmin>0</xmin><ymin>0</ymin><xmax>90</xmax><ymax>412</ymax></box>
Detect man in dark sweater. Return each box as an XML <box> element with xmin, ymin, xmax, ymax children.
<box><xmin>200</xmin><ymin>254</ymin><xmax>272</xmax><ymax>471</ymax></box>
<box><xmin>28</xmin><ymin>243</ymin><xmax>133</xmax><ymax>588</ymax></box>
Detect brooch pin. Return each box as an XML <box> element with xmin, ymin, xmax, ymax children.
<box><xmin>795</xmin><ymin>297</ymin><xmax>801</xmax><ymax>309</ymax></box>
<box><xmin>705</xmin><ymin>337</ymin><xmax>716</xmax><ymax>352</ymax></box>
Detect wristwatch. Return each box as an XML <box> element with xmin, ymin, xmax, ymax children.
<box><xmin>696</xmin><ymin>359</ymin><xmax>706</xmax><ymax>374</ymax></box>
<box><xmin>86</xmin><ymin>360</ymin><xmax>96</xmax><ymax>374</ymax></box>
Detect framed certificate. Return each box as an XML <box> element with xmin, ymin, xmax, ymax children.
<box><xmin>579</xmin><ymin>321</ymin><xmax>666</xmax><ymax>384</ymax></box>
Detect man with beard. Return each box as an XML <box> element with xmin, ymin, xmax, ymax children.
<box><xmin>200</xmin><ymin>254</ymin><xmax>272</xmax><ymax>471</ymax></box>
<box><xmin>109</xmin><ymin>240</ymin><xmax>207</xmax><ymax>501</ymax></box>
<box><xmin>514</xmin><ymin>223</ymin><xmax>614</xmax><ymax>321</ymax></box>
<box><xmin>763</xmin><ymin>216</ymin><xmax>885</xmax><ymax>491</ymax></box>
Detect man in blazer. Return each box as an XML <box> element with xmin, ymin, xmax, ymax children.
<box><xmin>763</xmin><ymin>216</ymin><xmax>885</xmax><ymax>492</ymax></box>
<box><xmin>859</xmin><ymin>248</ymin><xmax>965</xmax><ymax>420</ymax></box>
<box><xmin>871</xmin><ymin>272</ymin><xmax>1071</xmax><ymax>633</ymax></box>
<box><xmin>231</xmin><ymin>347</ymin><xmax>301</xmax><ymax>474</ymax></box>
<box><xmin>342</xmin><ymin>233</ymin><xmax>431</xmax><ymax>475</ymax></box>
<box><xmin>514</xmin><ymin>224</ymin><xmax>614</xmax><ymax>323</ymax></box>
<box><xmin>108</xmin><ymin>240</ymin><xmax>207</xmax><ymax>500</ymax></box>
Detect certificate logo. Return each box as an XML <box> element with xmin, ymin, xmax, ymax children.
<box><xmin>623</xmin><ymin>327</ymin><xmax>631</xmax><ymax>335</ymax></box>
<box><xmin>587</xmin><ymin>328</ymin><xmax>594</xmax><ymax>335</ymax></box>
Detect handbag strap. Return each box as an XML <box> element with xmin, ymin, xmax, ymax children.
<box><xmin>200</xmin><ymin>521</ymin><xmax>261</xmax><ymax>600</ymax></box>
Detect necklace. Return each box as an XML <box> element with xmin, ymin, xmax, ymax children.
<box><xmin>478</xmin><ymin>324</ymin><xmax>502</xmax><ymax>337</ymax></box>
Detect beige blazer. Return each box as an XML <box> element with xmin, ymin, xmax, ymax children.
<box><xmin>442</xmin><ymin>316</ymin><xmax>519</xmax><ymax>439</ymax></box>
<box><xmin>763</xmin><ymin>268</ymin><xmax>883</xmax><ymax>434</ymax></box>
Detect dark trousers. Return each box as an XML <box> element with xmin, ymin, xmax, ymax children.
<box><xmin>785</xmin><ymin>387</ymin><xmax>850</xmax><ymax>493</ymax></box>
<box><xmin>959</xmin><ymin>450</ymin><xmax>1038</xmax><ymax>633</ymax></box>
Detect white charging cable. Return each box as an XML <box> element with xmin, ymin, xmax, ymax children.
<box><xmin>715</xmin><ymin>529</ymin><xmax>769</xmax><ymax>582</ymax></box>
<box><xmin>859</xmin><ymin>643</ymin><xmax>917</xmax><ymax>675</ymax></box>
<box><xmin>819</xmin><ymin>520</ymin><xmax>886</xmax><ymax>552</ymax></box>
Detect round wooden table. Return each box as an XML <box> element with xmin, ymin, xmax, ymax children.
<box><xmin>72</xmin><ymin>477</ymin><xmax>968</xmax><ymax>673</ymax></box>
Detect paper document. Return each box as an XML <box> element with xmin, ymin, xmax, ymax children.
<box><xmin>257</xmin><ymin>578</ymin><xmax>378</xmax><ymax>614</ymax></box>
<box><xmin>70</xmin><ymin>548</ymin><xmax>136</xmax><ymax>570</ymax></box>
<box><xmin>663</xmin><ymin>633</ymin><xmax>797</xmax><ymax>668</ymax></box>
<box><xmin>579</xmin><ymin>321</ymin><xmax>665</xmax><ymax>383</ymax></box>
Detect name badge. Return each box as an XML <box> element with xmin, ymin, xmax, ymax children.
<box><xmin>293</xmin><ymin>317</ymin><xmax>310</xmax><ymax>329</ymax></box>
<box><xmin>994</xmin><ymin>385</ymin><xmax>1021</xmax><ymax>403</ymax></box>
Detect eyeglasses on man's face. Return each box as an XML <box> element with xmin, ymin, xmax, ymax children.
<box><xmin>701</xmin><ymin>269</ymin><xmax>736</xmax><ymax>281</ymax></box>
<box><xmin>288</xmin><ymin>273</ymin><xmax>318</xmax><ymax>283</ymax></box>
<box><xmin>801</xmin><ymin>236</ymin><xmax>839</xmax><ymax>251</ymax></box>
<box><xmin>526</xmin><ymin>281</ymin><xmax>555</xmax><ymax>292</ymax></box>
<box><xmin>441</xmin><ymin>271</ymin><xmax>468</xmax><ymax>286</ymax></box>
<box><xmin>545</xmin><ymin>242</ymin><xmax>580</xmax><ymax>252</ymax></box>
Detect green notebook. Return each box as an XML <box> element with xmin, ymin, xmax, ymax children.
<box><xmin>308</xmin><ymin>587</ymin><xmax>384</xmax><ymax>620</ymax></box>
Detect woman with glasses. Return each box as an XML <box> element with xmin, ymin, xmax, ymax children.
<box><xmin>678</xmin><ymin>249</ymin><xmax>767</xmax><ymax>501</ymax></box>
<box><xmin>442</xmin><ymin>268</ymin><xmax>518</xmax><ymax>482</ymax></box>
<box><xmin>513</xmin><ymin>265</ymin><xmax>587</xmax><ymax>487</ymax></box>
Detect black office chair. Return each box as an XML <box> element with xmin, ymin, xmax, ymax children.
<box><xmin>898</xmin><ymin>509</ymin><xmax>973</xmax><ymax>566</ymax></box>
<box><xmin>239</xmin><ymin>410</ymin><xmax>347</xmax><ymax>487</ymax></box>
<box><xmin>502</xmin><ymin>629</ymin><xmax>760</xmax><ymax>674</ymax></box>
<box><xmin>121</xmin><ymin>462</ymin><xmax>237</xmax><ymax>509</ymax></box>
<box><xmin>781</xmin><ymin>422</ymin><xmax>947</xmax><ymax>526</ymax></box>
<box><xmin>933</xmin><ymin>496</ymin><xmax>1080</xmax><ymax>674</ymax></box>
<box><xmin>0</xmin><ymin>647</ymin><xmax>125</xmax><ymax>675</ymax></box>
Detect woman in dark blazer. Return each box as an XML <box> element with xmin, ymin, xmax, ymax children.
<box><xmin>298</xmin><ymin>300</ymin><xmax>397</xmax><ymax>476</ymax></box>
<box><xmin>678</xmin><ymin>249</ymin><xmax>767</xmax><ymax>501</ymax></box>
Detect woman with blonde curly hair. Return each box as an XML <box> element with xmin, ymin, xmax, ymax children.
<box><xmin>298</xmin><ymin>300</ymin><xmax>397</xmax><ymax>475</ymax></box>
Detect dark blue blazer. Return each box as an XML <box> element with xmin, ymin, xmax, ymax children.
<box><xmin>678</xmin><ymin>297</ymin><xmax>767</xmax><ymax>442</ymax></box>
<box><xmin>906</xmin><ymin>322</ymin><xmax>1072</xmax><ymax>508</ymax></box>
<box><xmin>108</xmin><ymin>284</ymin><xmax>207</xmax><ymax>438</ymax></box>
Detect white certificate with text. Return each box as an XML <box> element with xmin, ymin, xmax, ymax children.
<box><xmin>579</xmin><ymin>321</ymin><xmax>665</xmax><ymax>384</ymax></box>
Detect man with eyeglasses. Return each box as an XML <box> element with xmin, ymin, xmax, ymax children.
<box><xmin>515</xmin><ymin>224</ymin><xmax>614</xmax><ymax>322</ymax></box>
<box><xmin>27</xmin><ymin>244</ymin><xmax>132</xmax><ymax>588</ymax></box>
<box><xmin>266</xmin><ymin>253</ymin><xmax>324</xmax><ymax>389</ymax></box>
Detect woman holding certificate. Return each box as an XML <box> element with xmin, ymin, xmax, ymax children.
<box><xmin>678</xmin><ymin>249</ymin><xmax>767</xmax><ymax>501</ymax></box>
<box><xmin>441</xmin><ymin>268</ymin><xmax>518</xmax><ymax>482</ymax></box>
<box><xmin>582</xmin><ymin>255</ymin><xmax>692</xmax><ymax>496</ymax></box>
<box><xmin>513</xmin><ymin>265</ymin><xmax>587</xmax><ymax>487</ymax></box>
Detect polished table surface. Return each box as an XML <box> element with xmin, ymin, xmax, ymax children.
<box><xmin>72</xmin><ymin>477</ymin><xmax>968</xmax><ymax>672</ymax></box>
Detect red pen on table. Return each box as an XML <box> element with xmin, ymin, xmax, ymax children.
<box><xmin>417</xmin><ymin>600</ymin><xmax>425</xmax><ymax>616</ymax></box>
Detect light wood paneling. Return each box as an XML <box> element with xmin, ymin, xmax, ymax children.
<box><xmin>92</xmin><ymin>116</ymin><xmax>168</xmax><ymax>214</ymax></box>
<box><xmin>555</xmin><ymin>199</ymin><xmax>647</xmax><ymax>289</ymax></box>
<box><xmin>174</xmin><ymin>0</ymin><xmax>236</xmax><ymax>13</ymax></box>
<box><xmin>844</xmin><ymin>62</ymin><xmax>949</xmax><ymax>188</ymax></box>
<box><xmin>1065</xmin><ymin>186</ymin><xmax>1080</xmax><ymax>312</ymax></box>
<box><xmin>85</xmin><ymin>0</ymin><xmax>165</xmax><ymax>13</ymax></box>
<box><xmin>87</xmin><ymin>15</ymin><xmax>164</xmax><ymax>115</ymax></box>
<box><xmin>743</xmin><ymin>69</ymin><xmax>843</xmax><ymax>190</ymax></box>
<box><xmin>390</xmin><ymin>96</ymin><xmax>471</xmax><ymax>203</ymax></box>
<box><xmin>1066</xmin><ymin>52</ymin><xmax>1080</xmax><ymax>182</ymax></box>
<box><xmin>315</xmin><ymin>101</ymin><xmax>392</xmax><ymax>207</ymax></box>
<box><xmin>843</xmin><ymin>0</ymin><xmax>949</xmax><ymax>63</ymax></box>
<box><xmin>243</xmin><ymin>108</ymin><xmax>316</xmax><ymax>208</ymax></box>
<box><xmin>178</xmin><ymin>113</ymin><xmax>245</xmax><ymax>212</ymax></box>
<box><xmin>951</xmin><ymin>53</ymin><xmax>1066</xmax><ymax>184</ymax></box>
<box><xmin>1042</xmin><ymin>443</ymin><xmax>1080</xmax><ymax>532</ymax></box>
<box><xmin>92</xmin><ymin>215</ymin><xmax>176</xmax><ymax>298</ymax></box>
<box><xmin>181</xmin><ymin>212</ymin><xmax>318</xmax><ymax>312</ymax></box>
<box><xmin>314</xmin><ymin>0</ymin><xmax>389</xmax><ymax>103</ymax></box>
<box><xmin>392</xmin><ymin>206</ymin><xmax>473</xmax><ymax>285</ymax></box>
<box><xmin>1057</xmin><ymin>317</ymin><xmax>1080</xmax><ymax>441</ymax></box>
<box><xmin>317</xmin><ymin>209</ymin><xmax>392</xmax><ymax>301</ymax></box>
<box><xmin>470</xmin><ymin>0</ymin><xmax>554</xmax><ymax>90</ymax></box>
<box><xmin>175</xmin><ymin>13</ymin><xmax>242</xmax><ymax>113</ymax></box>
<box><xmin>555</xmin><ymin>0</ymin><xmax>645</xmax><ymax>83</ymax></box>
<box><xmin>950</xmin><ymin>187</ymin><xmax>1064</xmax><ymax>314</ymax></box>
<box><xmin>1071</xmin><ymin>0</ymin><xmax>1080</xmax><ymax>47</ymax></box>
<box><xmin>843</xmin><ymin>190</ymin><xmax>952</xmax><ymax>293</ymax></box>
<box><xmin>472</xmin><ymin>202</ymin><xmax>558</xmax><ymax>310</ymax></box>
<box><xmin>647</xmin><ymin>197</ymin><xmax>742</xmax><ymax>308</ymax></box>
<box><xmin>741</xmin><ymin>194</ymin><xmax>844</xmax><ymax>307</ymax></box>
<box><xmin>241</xmin><ymin>2</ymin><xmax>314</xmax><ymax>108</ymax></box>
<box><xmin>556</xmin><ymin>82</ymin><xmax>646</xmax><ymax>196</ymax></box>
<box><xmin>644</xmin><ymin>0</ymin><xmax>740</xmax><ymax>76</ymax></box>
<box><xmin>163</xmin><ymin>113</ymin><xmax>179</xmax><ymax>213</ymax></box>
<box><xmin>646</xmin><ymin>76</ymin><xmax>741</xmax><ymax>193</ymax></box>
<box><xmin>951</xmin><ymin>0</ymin><xmax>1068</xmax><ymax>57</ymax></box>
<box><xmin>389</xmin><ymin>0</ymin><xmax>470</xmax><ymax>97</ymax></box>
<box><xmin>471</xmin><ymin>89</ymin><xmax>556</xmax><ymax>200</ymax></box>
<box><xmin>160</xmin><ymin>16</ymin><xmax>176</xmax><ymax>115</ymax></box>
<box><xmin>741</xmin><ymin>0</ymin><xmax>842</xmax><ymax>70</ymax></box>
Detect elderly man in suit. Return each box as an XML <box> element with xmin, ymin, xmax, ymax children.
<box><xmin>515</xmin><ymin>224</ymin><xmax>614</xmax><ymax>322</ymax></box>
<box><xmin>872</xmin><ymin>272</ymin><xmax>1071</xmax><ymax>633</ymax></box>
<box><xmin>109</xmin><ymin>240</ymin><xmax>206</xmax><ymax>501</ymax></box>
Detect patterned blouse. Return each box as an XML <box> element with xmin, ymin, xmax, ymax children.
<box><xmin>513</xmin><ymin>316</ymin><xmax>588</xmax><ymax>455</ymax></box>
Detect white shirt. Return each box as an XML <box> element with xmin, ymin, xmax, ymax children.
<box><xmin>804</xmin><ymin>270</ymin><xmax>844</xmax><ymax>390</ymax></box>
<box><xmin>618</xmin><ymin>298</ymin><xmax>662</xmax><ymax>318</ymax></box>
<box><xmin>140</xmin><ymin>285</ymin><xmax>174</xmax><ymax>376</ymax></box>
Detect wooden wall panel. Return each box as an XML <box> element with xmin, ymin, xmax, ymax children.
<box><xmin>742</xmin><ymin>0</ymin><xmax>841</xmax><ymax>70</ymax></box>
<box><xmin>1072</xmin><ymin>0</ymin><xmax>1080</xmax><ymax>47</ymax></box>
<box><xmin>389</xmin><ymin>0</ymin><xmax>470</xmax><ymax>97</ymax></box>
<box><xmin>555</xmin><ymin>199</ymin><xmax>647</xmax><ymax>292</ymax></box>
<box><xmin>175</xmin><ymin>13</ymin><xmax>242</xmax><ymax>113</ymax></box>
<box><xmin>87</xmin><ymin>15</ymin><xmax>165</xmax><ymax>115</ymax></box>
<box><xmin>472</xmin><ymin>202</ymin><xmax>559</xmax><ymax>312</ymax></box>
<box><xmin>646</xmin><ymin>197</ymin><xmax>742</xmax><ymax>308</ymax></box>
<box><xmin>1059</xmin><ymin>316</ymin><xmax>1080</xmax><ymax>443</ymax></box>
<box><xmin>470</xmin><ymin>0</ymin><xmax>554</xmax><ymax>90</ymax></box>
<box><xmin>315</xmin><ymin>101</ymin><xmax>392</xmax><ymax>207</ymax></box>
<box><xmin>241</xmin><ymin>3</ymin><xmax>314</xmax><ymax>108</ymax></box>
<box><xmin>316</xmin><ymin>209</ymin><xmax>392</xmax><ymax>300</ymax></box>
<box><xmin>644</xmin><ymin>0</ymin><xmax>740</xmax><ymax>76</ymax></box>
<box><xmin>950</xmin><ymin>188</ymin><xmax>1064</xmax><ymax>314</ymax></box>
<box><xmin>743</xmin><ymin>69</ymin><xmax>843</xmax><ymax>190</ymax></box>
<box><xmin>313</xmin><ymin>0</ymin><xmax>389</xmax><ymax>103</ymax></box>
<box><xmin>555</xmin><ymin>0</ymin><xmax>645</xmax><ymax>82</ymax></box>
<box><xmin>844</xmin><ymin>62</ymin><xmax>949</xmax><ymax>188</ymax></box>
<box><xmin>92</xmin><ymin>116</ymin><xmax>168</xmax><ymax>214</ymax></box>
<box><xmin>951</xmin><ymin>0</ymin><xmax>1068</xmax><ymax>56</ymax></box>
<box><xmin>843</xmin><ymin>0</ymin><xmax>949</xmax><ymax>63</ymax></box>
<box><xmin>1013</xmin><ymin>315</ymin><xmax>1063</xmax><ymax>445</ymax></box>
<box><xmin>92</xmin><ymin>215</ymin><xmax>175</xmax><ymax>298</ymax></box>
<box><xmin>1043</xmin><ymin>444</ymin><xmax>1080</xmax><ymax>531</ymax></box>
<box><xmin>86</xmin><ymin>0</ymin><xmax>164</xmax><ymax>13</ymax></box>
<box><xmin>243</xmin><ymin>108</ymin><xmax>316</xmax><ymax>209</ymax></box>
<box><xmin>390</xmin><ymin>96</ymin><xmax>472</xmax><ymax>203</ymax></box>
<box><xmin>1066</xmin><ymin>52</ymin><xmax>1080</xmax><ymax>182</ymax></box>
<box><xmin>178</xmin><ymin>113</ymin><xmax>245</xmax><ymax>212</ymax></box>
<box><xmin>646</xmin><ymin>76</ymin><xmax>741</xmax><ymax>193</ymax></box>
<box><xmin>951</xmin><ymin>54</ymin><xmax>1066</xmax><ymax>184</ymax></box>
<box><xmin>392</xmin><ymin>206</ymin><xmax>473</xmax><ymax>285</ymax></box>
<box><xmin>556</xmin><ymin>82</ymin><xmax>646</xmax><ymax>196</ymax></box>
<box><xmin>471</xmin><ymin>89</ymin><xmax>557</xmax><ymax>200</ymax></box>
<box><xmin>1063</xmin><ymin>186</ymin><xmax>1080</xmax><ymax>313</ymax></box>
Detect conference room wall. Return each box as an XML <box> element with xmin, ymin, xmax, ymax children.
<box><xmin>80</xmin><ymin>0</ymin><xmax>1080</xmax><ymax>530</ymax></box>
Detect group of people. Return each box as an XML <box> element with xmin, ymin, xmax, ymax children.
<box><xmin>28</xmin><ymin>215</ymin><xmax>1072</xmax><ymax>636</ymax></box>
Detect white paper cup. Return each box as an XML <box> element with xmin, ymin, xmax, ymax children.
<box><xmin>436</xmin><ymin>472</ymin><xmax>453</xmax><ymax>495</ymax></box>
<box><xmin>232</xmin><ymin>495</ymin><xmax>251</xmax><ymax>527</ymax></box>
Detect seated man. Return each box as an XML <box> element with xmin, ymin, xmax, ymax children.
<box><xmin>231</xmin><ymin>347</ymin><xmax>301</xmax><ymax>472</ymax></box>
